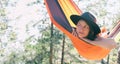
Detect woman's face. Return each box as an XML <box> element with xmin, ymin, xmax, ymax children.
<box><xmin>76</xmin><ymin>20</ymin><xmax>90</xmax><ymax>38</ymax></box>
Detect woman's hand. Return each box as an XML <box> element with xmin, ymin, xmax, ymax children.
<box><xmin>72</xmin><ymin>27</ymin><xmax>83</xmax><ymax>39</ymax></box>
<box><xmin>72</xmin><ymin>27</ymin><xmax>78</xmax><ymax>37</ymax></box>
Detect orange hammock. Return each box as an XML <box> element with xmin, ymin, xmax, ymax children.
<box><xmin>44</xmin><ymin>0</ymin><xmax>119</xmax><ymax>60</ymax></box>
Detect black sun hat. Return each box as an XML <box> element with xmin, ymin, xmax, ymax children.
<box><xmin>70</xmin><ymin>12</ymin><xmax>101</xmax><ymax>40</ymax></box>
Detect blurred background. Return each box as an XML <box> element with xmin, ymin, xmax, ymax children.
<box><xmin>0</xmin><ymin>0</ymin><xmax>120</xmax><ymax>64</ymax></box>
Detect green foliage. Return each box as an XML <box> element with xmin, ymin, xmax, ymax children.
<box><xmin>0</xmin><ymin>8</ymin><xmax>6</xmax><ymax>16</ymax></box>
<box><xmin>115</xmin><ymin>32</ymin><xmax>120</xmax><ymax>43</ymax></box>
<box><xmin>0</xmin><ymin>22</ymin><xmax>7</xmax><ymax>34</ymax></box>
<box><xmin>0</xmin><ymin>0</ymin><xmax>120</xmax><ymax>64</ymax></box>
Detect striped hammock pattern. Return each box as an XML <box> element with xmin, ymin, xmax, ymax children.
<box><xmin>44</xmin><ymin>0</ymin><xmax>119</xmax><ymax>60</ymax></box>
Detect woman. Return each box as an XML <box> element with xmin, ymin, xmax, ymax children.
<box><xmin>70</xmin><ymin>12</ymin><xmax>116</xmax><ymax>50</ymax></box>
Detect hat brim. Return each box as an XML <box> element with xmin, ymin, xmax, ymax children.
<box><xmin>70</xmin><ymin>15</ymin><xmax>98</xmax><ymax>28</ymax></box>
<box><xmin>70</xmin><ymin>15</ymin><xmax>83</xmax><ymax>25</ymax></box>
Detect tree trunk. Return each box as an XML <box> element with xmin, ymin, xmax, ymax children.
<box><xmin>101</xmin><ymin>59</ymin><xmax>106</xmax><ymax>64</ymax></box>
<box><xmin>107</xmin><ymin>54</ymin><xmax>110</xmax><ymax>64</ymax></box>
<box><xmin>50</xmin><ymin>23</ymin><xmax>53</xmax><ymax>64</ymax></box>
<box><xmin>117</xmin><ymin>49</ymin><xmax>120</xmax><ymax>64</ymax></box>
<box><xmin>61</xmin><ymin>34</ymin><xmax>65</xmax><ymax>64</ymax></box>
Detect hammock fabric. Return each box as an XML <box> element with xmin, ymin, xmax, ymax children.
<box><xmin>44</xmin><ymin>0</ymin><xmax>117</xmax><ymax>60</ymax></box>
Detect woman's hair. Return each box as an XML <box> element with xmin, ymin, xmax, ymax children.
<box><xmin>85</xmin><ymin>27</ymin><xmax>97</xmax><ymax>41</ymax></box>
<box><xmin>84</xmin><ymin>20</ymin><xmax>101</xmax><ymax>41</ymax></box>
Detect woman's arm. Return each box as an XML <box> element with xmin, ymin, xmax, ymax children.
<box><xmin>82</xmin><ymin>36</ymin><xmax>117</xmax><ymax>50</ymax></box>
<box><xmin>72</xmin><ymin>27</ymin><xmax>117</xmax><ymax>50</ymax></box>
